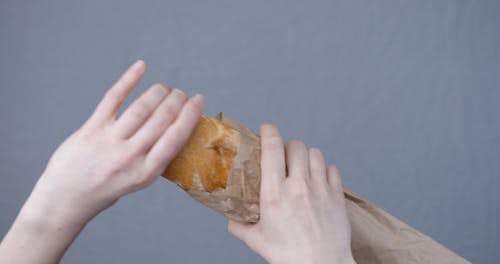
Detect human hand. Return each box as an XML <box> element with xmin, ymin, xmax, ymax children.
<box><xmin>30</xmin><ymin>60</ymin><xmax>204</xmax><ymax>226</ymax></box>
<box><xmin>0</xmin><ymin>60</ymin><xmax>204</xmax><ymax>263</ymax></box>
<box><xmin>228</xmin><ymin>125</ymin><xmax>355</xmax><ymax>264</ymax></box>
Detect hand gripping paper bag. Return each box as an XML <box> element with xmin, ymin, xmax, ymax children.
<box><xmin>162</xmin><ymin>113</ymin><xmax>470</xmax><ymax>264</ymax></box>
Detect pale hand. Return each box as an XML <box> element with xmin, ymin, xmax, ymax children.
<box><xmin>0</xmin><ymin>60</ymin><xmax>204</xmax><ymax>264</ymax></box>
<box><xmin>228</xmin><ymin>125</ymin><xmax>356</xmax><ymax>264</ymax></box>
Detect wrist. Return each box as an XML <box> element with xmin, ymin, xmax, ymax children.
<box><xmin>32</xmin><ymin>171</ymin><xmax>118</xmax><ymax>226</ymax></box>
<box><xmin>19</xmin><ymin>173</ymin><xmax>101</xmax><ymax>233</ymax></box>
<box><xmin>0</xmin><ymin>177</ymin><xmax>89</xmax><ymax>264</ymax></box>
<box><xmin>18</xmin><ymin>185</ymin><xmax>88</xmax><ymax>236</ymax></box>
<box><xmin>268</xmin><ymin>251</ymin><xmax>356</xmax><ymax>264</ymax></box>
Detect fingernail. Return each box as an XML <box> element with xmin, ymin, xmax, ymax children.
<box><xmin>260</xmin><ymin>123</ymin><xmax>279</xmax><ymax>135</ymax></box>
<box><xmin>262</xmin><ymin>123</ymin><xmax>276</xmax><ymax>129</ymax></box>
<box><xmin>173</xmin><ymin>88</ymin><xmax>184</xmax><ymax>94</ymax></box>
<box><xmin>161</xmin><ymin>83</ymin><xmax>172</xmax><ymax>93</ymax></box>
<box><xmin>191</xmin><ymin>94</ymin><xmax>204</xmax><ymax>106</ymax></box>
<box><xmin>262</xmin><ymin>122</ymin><xmax>273</xmax><ymax>127</ymax></box>
<box><xmin>131</xmin><ymin>60</ymin><xmax>145</xmax><ymax>71</ymax></box>
<box><xmin>156</xmin><ymin>84</ymin><xmax>169</xmax><ymax>96</ymax></box>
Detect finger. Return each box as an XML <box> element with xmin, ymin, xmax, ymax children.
<box><xmin>87</xmin><ymin>60</ymin><xmax>146</xmax><ymax>129</ymax></box>
<box><xmin>227</xmin><ymin>220</ymin><xmax>252</xmax><ymax>241</ymax></box>
<box><xmin>113</xmin><ymin>83</ymin><xmax>170</xmax><ymax>139</ymax></box>
<box><xmin>130</xmin><ymin>88</ymin><xmax>187</xmax><ymax>149</ymax></box>
<box><xmin>327</xmin><ymin>164</ymin><xmax>349</xmax><ymax>221</ymax></box>
<box><xmin>145</xmin><ymin>94</ymin><xmax>204</xmax><ymax>174</ymax></box>
<box><xmin>308</xmin><ymin>148</ymin><xmax>327</xmax><ymax>183</ymax></box>
<box><xmin>285</xmin><ymin>140</ymin><xmax>309</xmax><ymax>179</ymax></box>
<box><xmin>327</xmin><ymin>164</ymin><xmax>343</xmax><ymax>192</ymax></box>
<box><xmin>260</xmin><ymin>124</ymin><xmax>286</xmax><ymax>199</ymax></box>
<box><xmin>129</xmin><ymin>88</ymin><xmax>187</xmax><ymax>149</ymax></box>
<box><xmin>227</xmin><ymin>220</ymin><xmax>260</xmax><ymax>252</ymax></box>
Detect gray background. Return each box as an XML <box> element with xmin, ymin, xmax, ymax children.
<box><xmin>0</xmin><ymin>0</ymin><xmax>499</xmax><ymax>263</ymax></box>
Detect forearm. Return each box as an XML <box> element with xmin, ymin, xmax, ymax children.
<box><xmin>1</xmin><ymin>60</ymin><xmax>203</xmax><ymax>263</ymax></box>
<box><xmin>0</xmin><ymin>182</ymin><xmax>86</xmax><ymax>264</ymax></box>
<box><xmin>269</xmin><ymin>253</ymin><xmax>357</xmax><ymax>264</ymax></box>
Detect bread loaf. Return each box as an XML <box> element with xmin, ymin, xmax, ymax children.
<box><xmin>162</xmin><ymin>115</ymin><xmax>241</xmax><ymax>192</ymax></box>
<box><xmin>161</xmin><ymin>113</ymin><xmax>261</xmax><ymax>223</ymax></box>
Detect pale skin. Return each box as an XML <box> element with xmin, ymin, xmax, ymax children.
<box><xmin>0</xmin><ymin>60</ymin><xmax>355</xmax><ymax>264</ymax></box>
<box><xmin>228</xmin><ymin>127</ymin><xmax>356</xmax><ymax>264</ymax></box>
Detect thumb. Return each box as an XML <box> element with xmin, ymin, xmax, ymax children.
<box><xmin>227</xmin><ymin>220</ymin><xmax>254</xmax><ymax>242</ymax></box>
<box><xmin>228</xmin><ymin>220</ymin><xmax>267</xmax><ymax>259</ymax></box>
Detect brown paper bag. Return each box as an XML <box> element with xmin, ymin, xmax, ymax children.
<box><xmin>344</xmin><ymin>190</ymin><xmax>470</xmax><ymax>263</ymax></box>
<box><xmin>170</xmin><ymin>113</ymin><xmax>262</xmax><ymax>223</ymax></box>
<box><xmin>164</xmin><ymin>113</ymin><xmax>470</xmax><ymax>264</ymax></box>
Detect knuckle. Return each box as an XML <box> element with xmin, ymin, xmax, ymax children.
<box><xmin>150</xmin><ymin>83</ymin><xmax>168</xmax><ymax>95</ymax></box>
<box><xmin>130</xmin><ymin>169</ymin><xmax>155</xmax><ymax>191</ymax></box>
<box><xmin>121</xmin><ymin>70</ymin><xmax>137</xmax><ymax>83</ymax></box>
<box><xmin>102</xmin><ymin>159</ymin><xmax>127</xmax><ymax>177</ymax></box>
<box><xmin>128</xmin><ymin>106</ymin><xmax>147</xmax><ymax>120</ymax></box>
<box><xmin>331</xmin><ymin>184</ymin><xmax>344</xmax><ymax>198</ymax></box>
<box><xmin>287</xmin><ymin>178</ymin><xmax>311</xmax><ymax>199</ymax></box>
<box><xmin>328</xmin><ymin>164</ymin><xmax>340</xmax><ymax>176</ymax></box>
<box><xmin>162</xmin><ymin>103</ymin><xmax>180</xmax><ymax>119</ymax></box>
<box><xmin>104</xmin><ymin>89</ymin><xmax>121</xmax><ymax>103</ymax></box>
<box><xmin>329</xmin><ymin>186</ymin><xmax>345</xmax><ymax>203</ymax></box>
<box><xmin>137</xmin><ymin>99</ymin><xmax>154</xmax><ymax>110</ymax></box>
<box><xmin>144</xmin><ymin>158</ymin><xmax>164</xmax><ymax>176</ymax></box>
<box><xmin>309</xmin><ymin>165</ymin><xmax>322</xmax><ymax>176</ymax></box>
<box><xmin>129</xmin><ymin>176</ymin><xmax>150</xmax><ymax>192</ymax></box>
<box><xmin>328</xmin><ymin>167</ymin><xmax>344</xmax><ymax>192</ymax></box>
<box><xmin>171</xmin><ymin>127</ymin><xmax>189</xmax><ymax>142</ymax></box>
<box><xmin>288</xmin><ymin>188</ymin><xmax>304</xmax><ymax>200</ymax></box>
<box><xmin>96</xmin><ymin>148</ymin><xmax>141</xmax><ymax>183</ymax></box>
<box><xmin>128</xmin><ymin>139</ymin><xmax>149</xmax><ymax>155</ymax></box>
<box><xmin>329</xmin><ymin>173</ymin><xmax>341</xmax><ymax>187</ymax></box>
<box><xmin>172</xmin><ymin>88</ymin><xmax>188</xmax><ymax>101</ymax></box>
<box><xmin>262</xmin><ymin>136</ymin><xmax>283</xmax><ymax>149</ymax></box>
<box><xmin>287</xmin><ymin>139</ymin><xmax>305</xmax><ymax>148</ymax></box>
<box><xmin>108</xmin><ymin>143</ymin><xmax>137</xmax><ymax>160</ymax></box>
<box><xmin>116</xmin><ymin>151</ymin><xmax>137</xmax><ymax>168</ymax></box>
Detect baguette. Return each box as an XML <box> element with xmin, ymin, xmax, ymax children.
<box><xmin>162</xmin><ymin>115</ymin><xmax>241</xmax><ymax>192</ymax></box>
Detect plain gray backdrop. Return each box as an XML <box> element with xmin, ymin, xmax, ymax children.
<box><xmin>1</xmin><ymin>0</ymin><xmax>499</xmax><ymax>263</ymax></box>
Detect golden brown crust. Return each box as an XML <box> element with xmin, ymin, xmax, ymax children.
<box><xmin>161</xmin><ymin>115</ymin><xmax>240</xmax><ymax>192</ymax></box>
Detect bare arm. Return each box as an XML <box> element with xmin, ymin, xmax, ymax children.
<box><xmin>0</xmin><ymin>60</ymin><xmax>204</xmax><ymax>264</ymax></box>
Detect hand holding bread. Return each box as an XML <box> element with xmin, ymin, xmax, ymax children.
<box><xmin>0</xmin><ymin>61</ymin><xmax>204</xmax><ymax>264</ymax></box>
<box><xmin>0</xmin><ymin>60</ymin><xmax>355</xmax><ymax>264</ymax></box>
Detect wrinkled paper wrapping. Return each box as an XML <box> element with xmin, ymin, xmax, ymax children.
<box><xmin>344</xmin><ymin>190</ymin><xmax>470</xmax><ymax>263</ymax></box>
<box><xmin>167</xmin><ymin>113</ymin><xmax>470</xmax><ymax>264</ymax></box>
<box><xmin>184</xmin><ymin>113</ymin><xmax>261</xmax><ymax>223</ymax></box>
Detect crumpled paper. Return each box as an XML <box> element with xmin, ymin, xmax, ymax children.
<box><xmin>163</xmin><ymin>113</ymin><xmax>470</xmax><ymax>264</ymax></box>
<box><xmin>182</xmin><ymin>113</ymin><xmax>261</xmax><ymax>223</ymax></box>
